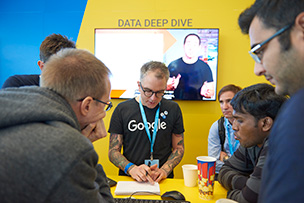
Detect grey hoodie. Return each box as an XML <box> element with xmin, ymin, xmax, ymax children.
<box><xmin>0</xmin><ymin>86</ymin><xmax>114</xmax><ymax>202</ymax></box>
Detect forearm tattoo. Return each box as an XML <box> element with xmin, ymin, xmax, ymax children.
<box><xmin>109</xmin><ymin>133</ymin><xmax>129</xmax><ymax>170</ymax></box>
<box><xmin>161</xmin><ymin>133</ymin><xmax>184</xmax><ymax>175</ymax></box>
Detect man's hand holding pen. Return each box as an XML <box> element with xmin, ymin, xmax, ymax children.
<box><xmin>128</xmin><ymin>163</ymin><xmax>158</xmax><ymax>184</ymax></box>
<box><xmin>146</xmin><ymin>161</ymin><xmax>151</xmax><ymax>176</ymax></box>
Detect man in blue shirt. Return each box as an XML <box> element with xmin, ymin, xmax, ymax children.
<box><xmin>208</xmin><ymin>84</ymin><xmax>242</xmax><ymax>176</ymax></box>
<box><xmin>238</xmin><ymin>0</ymin><xmax>304</xmax><ymax>202</ymax></box>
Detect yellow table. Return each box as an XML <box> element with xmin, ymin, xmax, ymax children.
<box><xmin>108</xmin><ymin>175</ymin><xmax>227</xmax><ymax>202</ymax></box>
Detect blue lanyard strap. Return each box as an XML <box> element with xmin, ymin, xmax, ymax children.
<box><xmin>225</xmin><ymin>118</ymin><xmax>239</xmax><ymax>155</ymax></box>
<box><xmin>139</xmin><ymin>97</ymin><xmax>160</xmax><ymax>159</ymax></box>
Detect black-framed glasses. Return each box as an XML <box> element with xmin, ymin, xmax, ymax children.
<box><xmin>249</xmin><ymin>23</ymin><xmax>293</xmax><ymax>63</ymax></box>
<box><xmin>77</xmin><ymin>97</ymin><xmax>113</xmax><ymax>111</ymax></box>
<box><xmin>139</xmin><ymin>83</ymin><xmax>165</xmax><ymax>98</ymax></box>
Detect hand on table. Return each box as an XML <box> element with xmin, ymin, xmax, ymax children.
<box><xmin>150</xmin><ymin>166</ymin><xmax>167</xmax><ymax>183</ymax></box>
<box><xmin>129</xmin><ymin>164</ymin><xmax>155</xmax><ymax>184</ymax></box>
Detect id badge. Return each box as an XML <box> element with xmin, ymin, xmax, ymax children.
<box><xmin>145</xmin><ymin>159</ymin><xmax>159</xmax><ymax>167</ymax></box>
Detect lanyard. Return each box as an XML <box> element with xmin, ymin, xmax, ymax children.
<box><xmin>225</xmin><ymin>118</ymin><xmax>239</xmax><ymax>155</ymax></box>
<box><xmin>139</xmin><ymin>97</ymin><xmax>160</xmax><ymax>160</ymax></box>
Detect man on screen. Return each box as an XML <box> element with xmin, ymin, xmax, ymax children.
<box><xmin>167</xmin><ymin>33</ymin><xmax>214</xmax><ymax>100</ymax></box>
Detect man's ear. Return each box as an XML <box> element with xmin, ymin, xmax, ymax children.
<box><xmin>37</xmin><ymin>60</ymin><xmax>44</xmax><ymax>71</ymax></box>
<box><xmin>261</xmin><ymin>117</ymin><xmax>273</xmax><ymax>132</ymax></box>
<box><xmin>294</xmin><ymin>12</ymin><xmax>304</xmax><ymax>40</ymax></box>
<box><xmin>79</xmin><ymin>97</ymin><xmax>93</xmax><ymax>116</ymax></box>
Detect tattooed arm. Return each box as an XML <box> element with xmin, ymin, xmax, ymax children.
<box><xmin>151</xmin><ymin>133</ymin><xmax>185</xmax><ymax>182</ymax></box>
<box><xmin>108</xmin><ymin>133</ymin><xmax>127</xmax><ymax>171</ymax></box>
<box><xmin>108</xmin><ymin>133</ymin><xmax>154</xmax><ymax>183</ymax></box>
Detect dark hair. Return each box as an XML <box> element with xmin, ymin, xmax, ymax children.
<box><xmin>238</xmin><ymin>0</ymin><xmax>304</xmax><ymax>51</ymax></box>
<box><xmin>183</xmin><ymin>33</ymin><xmax>201</xmax><ymax>45</ymax></box>
<box><xmin>230</xmin><ymin>83</ymin><xmax>287</xmax><ymax>121</ymax></box>
<box><xmin>218</xmin><ymin>84</ymin><xmax>242</xmax><ymax>100</ymax></box>
<box><xmin>39</xmin><ymin>34</ymin><xmax>76</xmax><ymax>62</ymax></box>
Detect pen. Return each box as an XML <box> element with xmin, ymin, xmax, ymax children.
<box><xmin>146</xmin><ymin>162</ymin><xmax>151</xmax><ymax>176</ymax></box>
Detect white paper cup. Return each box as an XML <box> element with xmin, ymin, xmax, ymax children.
<box><xmin>182</xmin><ymin>164</ymin><xmax>198</xmax><ymax>187</ymax></box>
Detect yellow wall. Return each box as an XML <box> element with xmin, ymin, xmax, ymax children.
<box><xmin>77</xmin><ymin>0</ymin><xmax>267</xmax><ymax>178</ymax></box>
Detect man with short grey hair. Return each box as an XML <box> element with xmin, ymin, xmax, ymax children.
<box><xmin>0</xmin><ymin>48</ymin><xmax>114</xmax><ymax>202</ymax></box>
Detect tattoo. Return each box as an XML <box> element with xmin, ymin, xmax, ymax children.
<box><xmin>109</xmin><ymin>133</ymin><xmax>122</xmax><ymax>150</ymax></box>
<box><xmin>161</xmin><ymin>168</ymin><xmax>170</xmax><ymax>176</ymax></box>
<box><xmin>174</xmin><ymin>133</ymin><xmax>184</xmax><ymax>146</ymax></box>
<box><xmin>177</xmin><ymin>139</ymin><xmax>184</xmax><ymax>145</ymax></box>
<box><xmin>109</xmin><ymin>133</ymin><xmax>130</xmax><ymax>170</ymax></box>
<box><xmin>160</xmin><ymin>133</ymin><xmax>185</xmax><ymax>176</ymax></box>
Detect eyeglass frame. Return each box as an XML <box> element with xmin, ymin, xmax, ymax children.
<box><xmin>139</xmin><ymin>82</ymin><xmax>165</xmax><ymax>98</ymax></box>
<box><xmin>249</xmin><ymin>23</ymin><xmax>293</xmax><ymax>63</ymax></box>
<box><xmin>77</xmin><ymin>97</ymin><xmax>113</xmax><ymax>111</ymax></box>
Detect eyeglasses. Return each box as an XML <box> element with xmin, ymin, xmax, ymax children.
<box><xmin>249</xmin><ymin>23</ymin><xmax>293</xmax><ymax>63</ymax></box>
<box><xmin>77</xmin><ymin>97</ymin><xmax>113</xmax><ymax>111</ymax></box>
<box><xmin>139</xmin><ymin>83</ymin><xmax>165</xmax><ymax>98</ymax></box>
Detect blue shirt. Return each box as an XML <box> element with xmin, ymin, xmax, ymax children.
<box><xmin>208</xmin><ymin>117</ymin><xmax>240</xmax><ymax>173</ymax></box>
<box><xmin>259</xmin><ymin>88</ymin><xmax>304</xmax><ymax>202</ymax></box>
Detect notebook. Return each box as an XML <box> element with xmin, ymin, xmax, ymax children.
<box><xmin>114</xmin><ymin>181</ymin><xmax>160</xmax><ymax>195</ymax></box>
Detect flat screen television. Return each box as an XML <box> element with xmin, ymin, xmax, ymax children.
<box><xmin>94</xmin><ymin>28</ymin><xmax>219</xmax><ymax>101</ymax></box>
